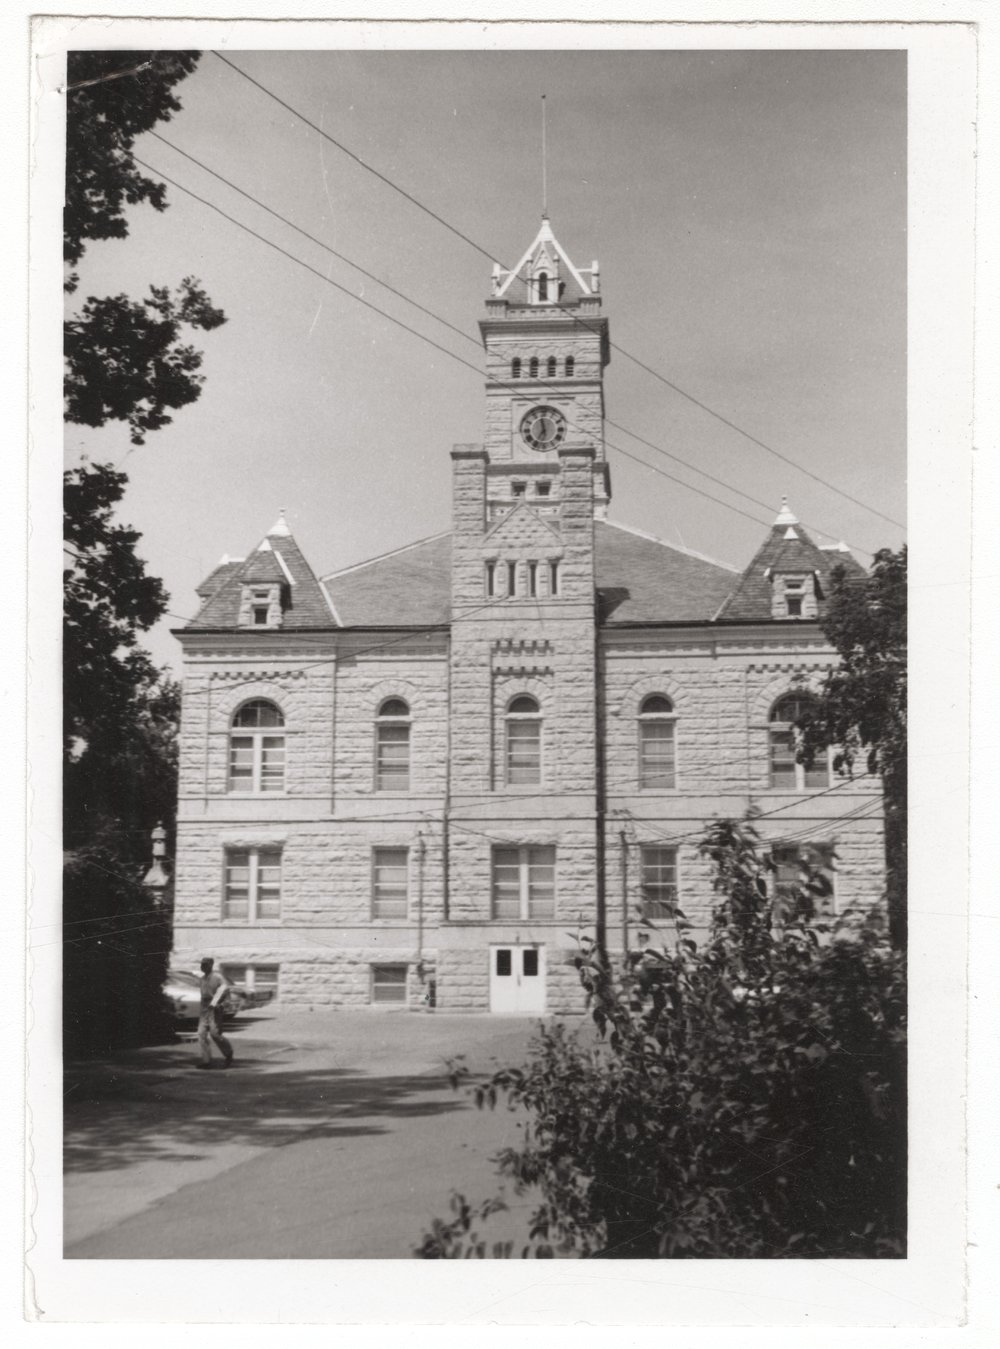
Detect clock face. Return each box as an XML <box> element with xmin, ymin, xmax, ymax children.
<box><xmin>520</xmin><ymin>406</ymin><xmax>567</xmax><ymax>452</ymax></box>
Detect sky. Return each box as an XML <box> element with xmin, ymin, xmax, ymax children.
<box><xmin>65</xmin><ymin>48</ymin><xmax>907</xmax><ymax>672</ymax></box>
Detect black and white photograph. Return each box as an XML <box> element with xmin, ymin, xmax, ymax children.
<box><xmin>23</xmin><ymin>10</ymin><xmax>981</xmax><ymax>1330</ymax></box>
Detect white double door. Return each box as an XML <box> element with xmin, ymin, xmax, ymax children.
<box><xmin>489</xmin><ymin>944</ymin><xmax>546</xmax><ymax>1014</ymax></box>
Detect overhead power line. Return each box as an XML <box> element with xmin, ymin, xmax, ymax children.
<box><xmin>149</xmin><ymin>131</ymin><xmax>805</xmax><ymax>533</ymax></box>
<box><xmin>210</xmin><ymin>51</ymin><xmax>905</xmax><ymax>535</ymax></box>
<box><xmin>135</xmin><ymin>155</ymin><xmax>779</xmax><ymax>538</ymax></box>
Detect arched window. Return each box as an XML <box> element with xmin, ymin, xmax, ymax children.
<box><xmin>565</xmin><ymin>356</ymin><xmax>575</xmax><ymax>377</ymax></box>
<box><xmin>511</xmin><ymin>357</ymin><xmax>522</xmax><ymax>379</ymax></box>
<box><xmin>638</xmin><ymin>694</ymin><xmax>676</xmax><ymax>789</ymax></box>
<box><xmin>768</xmin><ymin>694</ymin><xmax>828</xmax><ymax>789</ymax></box>
<box><xmin>506</xmin><ymin>694</ymin><xmax>542</xmax><ymax>786</ymax></box>
<box><xmin>546</xmin><ymin>355</ymin><xmax>557</xmax><ymax>377</ymax></box>
<box><xmin>376</xmin><ymin>697</ymin><xmax>411</xmax><ymax>792</ymax></box>
<box><xmin>229</xmin><ymin>700</ymin><xmax>285</xmax><ymax>793</ymax></box>
<box><xmin>537</xmin><ymin>272</ymin><xmax>549</xmax><ymax>302</ymax></box>
<box><xmin>529</xmin><ymin>356</ymin><xmax>539</xmax><ymax>378</ymax></box>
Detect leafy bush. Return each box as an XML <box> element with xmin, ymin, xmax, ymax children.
<box><xmin>63</xmin><ymin>847</ymin><xmax>175</xmax><ymax>1059</ymax></box>
<box><xmin>417</xmin><ymin>817</ymin><xmax>905</xmax><ymax>1259</ymax></box>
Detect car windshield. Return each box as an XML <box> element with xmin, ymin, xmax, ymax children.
<box><xmin>168</xmin><ymin>970</ymin><xmax>200</xmax><ymax>987</ymax></box>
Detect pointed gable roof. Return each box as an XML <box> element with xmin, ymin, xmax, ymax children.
<box><xmin>714</xmin><ymin>501</ymin><xmax>865</xmax><ymax>623</ymax></box>
<box><xmin>492</xmin><ymin>215</ymin><xmax>599</xmax><ymax>305</ymax></box>
<box><xmin>188</xmin><ymin>515</ymin><xmax>337</xmax><ymax>629</ymax></box>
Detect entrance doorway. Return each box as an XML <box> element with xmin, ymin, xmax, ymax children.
<box><xmin>489</xmin><ymin>944</ymin><xmax>546</xmax><ymax>1014</ymax></box>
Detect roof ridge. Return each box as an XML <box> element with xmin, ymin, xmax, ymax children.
<box><xmin>599</xmin><ymin>518</ymin><xmax>739</xmax><ymax>573</ymax></box>
<box><xmin>321</xmin><ymin>530</ymin><xmax>452</xmax><ymax>582</ymax></box>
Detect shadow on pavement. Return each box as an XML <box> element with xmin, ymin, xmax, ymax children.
<box><xmin>64</xmin><ymin>1049</ymin><xmax>467</xmax><ymax>1175</ymax></box>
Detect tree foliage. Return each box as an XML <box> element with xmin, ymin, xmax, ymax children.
<box><xmin>62</xmin><ymin>50</ymin><xmax>222</xmax><ymax>1054</ymax></box>
<box><xmin>418</xmin><ymin>818</ymin><xmax>906</xmax><ymax>1260</ymax></box>
<box><xmin>65</xmin><ymin>50</ymin><xmax>200</xmax><ymax>280</ymax></box>
<box><xmin>799</xmin><ymin>547</ymin><xmax>907</xmax><ymax>948</ymax></box>
<box><xmin>65</xmin><ymin>279</ymin><xmax>225</xmax><ymax>444</ymax></box>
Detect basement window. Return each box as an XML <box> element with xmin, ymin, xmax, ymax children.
<box><xmin>371</xmin><ymin>964</ymin><xmax>408</xmax><ymax>1005</ymax></box>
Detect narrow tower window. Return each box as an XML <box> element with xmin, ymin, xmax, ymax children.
<box><xmin>485</xmin><ymin>561</ymin><xmax>497</xmax><ymax>598</ymax></box>
<box><xmin>506</xmin><ymin>696</ymin><xmax>542</xmax><ymax>786</ymax></box>
<box><xmin>546</xmin><ymin>356</ymin><xmax>556</xmax><ymax>377</ymax></box>
<box><xmin>549</xmin><ymin>560</ymin><xmax>560</xmax><ymax>596</ymax></box>
<box><xmin>507</xmin><ymin>561</ymin><xmax>518</xmax><ymax>596</ymax></box>
<box><xmin>528</xmin><ymin>562</ymin><xmax>538</xmax><ymax>598</ymax></box>
<box><xmin>529</xmin><ymin>357</ymin><xmax>539</xmax><ymax>378</ymax></box>
<box><xmin>565</xmin><ymin>356</ymin><xmax>575</xmax><ymax>377</ymax></box>
<box><xmin>537</xmin><ymin>272</ymin><xmax>549</xmax><ymax>302</ymax></box>
<box><xmin>511</xmin><ymin>357</ymin><xmax>521</xmax><ymax>379</ymax></box>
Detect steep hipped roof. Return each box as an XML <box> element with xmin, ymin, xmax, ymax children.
<box><xmin>190</xmin><ymin>514</ymin><xmax>337</xmax><ymax>629</ymax></box>
<box><xmin>186</xmin><ymin>509</ymin><xmax>862</xmax><ymax>634</ymax></box>
<box><xmin>323</xmin><ymin>534</ymin><xmax>452</xmax><ymax>627</ymax></box>
<box><xmin>714</xmin><ymin>502</ymin><xmax>865</xmax><ymax>623</ymax></box>
<box><xmin>594</xmin><ymin>522</ymin><xmax>737</xmax><ymax>623</ymax></box>
<box><xmin>318</xmin><ymin>521</ymin><xmax>736</xmax><ymax>628</ymax></box>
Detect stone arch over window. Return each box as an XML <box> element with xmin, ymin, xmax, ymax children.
<box><xmin>375</xmin><ymin>696</ymin><xmax>412</xmax><ymax>792</ymax></box>
<box><xmin>505</xmin><ymin>693</ymin><xmax>542</xmax><ymax>786</ymax></box>
<box><xmin>615</xmin><ymin>673</ymin><xmax>688</xmax><ymax>722</ymax></box>
<box><xmin>768</xmin><ymin>692</ymin><xmax>828</xmax><ymax>791</ymax></box>
<box><xmin>229</xmin><ymin>698</ymin><xmax>286</xmax><ymax>793</ymax></box>
<box><xmin>638</xmin><ymin>694</ymin><xmax>676</xmax><ymax>790</ymax></box>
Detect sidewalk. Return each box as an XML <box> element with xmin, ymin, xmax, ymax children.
<box><xmin>64</xmin><ymin>1008</ymin><xmax>585</xmax><ymax>1258</ymax></box>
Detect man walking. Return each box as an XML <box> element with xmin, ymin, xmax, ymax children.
<box><xmin>196</xmin><ymin>956</ymin><xmax>234</xmax><ymax>1069</ymax></box>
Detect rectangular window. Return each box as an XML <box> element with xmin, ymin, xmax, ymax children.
<box><xmin>768</xmin><ymin>729</ymin><xmax>798</xmax><ymax>788</ymax></box>
<box><xmin>641</xmin><ymin>846</ymin><xmax>678</xmax><ymax>919</ymax></box>
<box><xmin>223</xmin><ymin>847</ymin><xmax>282</xmax><ymax>923</ymax></box>
<box><xmin>485</xmin><ymin>561</ymin><xmax>497</xmax><ymax>598</ymax></box>
<box><xmin>549</xmin><ymin>560</ymin><xmax>560</xmax><ymax>596</ymax></box>
<box><xmin>491</xmin><ymin>845</ymin><xmax>556</xmax><ymax>920</ymax></box>
<box><xmin>506</xmin><ymin>718</ymin><xmax>541</xmax><ymax>785</ymax></box>
<box><xmin>375</xmin><ymin>725</ymin><xmax>410</xmax><ymax>792</ymax></box>
<box><xmin>772</xmin><ymin>844</ymin><xmax>836</xmax><ymax>921</ymax></box>
<box><xmin>535</xmin><ymin>481</ymin><xmax>551</xmax><ymax>497</ymax></box>
<box><xmin>372</xmin><ymin>847</ymin><xmax>409</xmax><ymax>919</ymax></box>
<box><xmin>639</xmin><ymin>720</ymin><xmax>676</xmax><ymax>789</ymax></box>
<box><xmin>221</xmin><ymin>963</ymin><xmax>280</xmax><ymax>1000</ymax></box>
<box><xmin>507</xmin><ymin>561</ymin><xmax>518</xmax><ymax>596</ymax></box>
<box><xmin>252</xmin><ymin>606</ymin><xmax>269</xmax><ymax>625</ymax></box>
<box><xmin>371</xmin><ymin>964</ymin><xmax>408</xmax><ymax>1004</ymax></box>
<box><xmin>786</xmin><ymin>595</ymin><xmax>803</xmax><ymax>617</ymax></box>
<box><xmin>511</xmin><ymin>481</ymin><xmax>526</xmax><ymax>498</ymax></box>
<box><xmin>528</xmin><ymin>561</ymin><xmax>538</xmax><ymax>597</ymax></box>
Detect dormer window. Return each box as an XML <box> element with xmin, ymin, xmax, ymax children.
<box><xmin>770</xmin><ymin>573</ymin><xmax>817</xmax><ymax>621</ymax></box>
<box><xmin>537</xmin><ymin>272</ymin><xmax>549</xmax><ymax>302</ymax></box>
<box><xmin>239</xmin><ymin>583</ymin><xmax>282</xmax><ymax>629</ymax></box>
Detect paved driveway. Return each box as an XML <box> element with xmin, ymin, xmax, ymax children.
<box><xmin>64</xmin><ymin>1008</ymin><xmax>588</xmax><ymax>1259</ymax></box>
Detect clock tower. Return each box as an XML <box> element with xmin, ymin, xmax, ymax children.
<box><xmin>480</xmin><ymin>214</ymin><xmax>611</xmax><ymax>519</ymax></box>
<box><xmin>446</xmin><ymin>216</ymin><xmax>610</xmax><ymax>961</ymax></box>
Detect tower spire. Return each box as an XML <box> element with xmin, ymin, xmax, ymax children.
<box><xmin>541</xmin><ymin>94</ymin><xmax>548</xmax><ymax>219</ymax></box>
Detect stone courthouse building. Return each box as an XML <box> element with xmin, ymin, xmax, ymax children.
<box><xmin>171</xmin><ymin>218</ymin><xmax>884</xmax><ymax>1014</ymax></box>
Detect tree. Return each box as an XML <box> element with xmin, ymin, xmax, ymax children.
<box><xmin>417</xmin><ymin>818</ymin><xmax>906</xmax><ymax>1260</ymax></box>
<box><xmin>798</xmin><ymin>547</ymin><xmax>907</xmax><ymax>949</ymax></box>
<box><xmin>63</xmin><ymin>50</ymin><xmax>224</xmax><ymax>1052</ymax></box>
<box><xmin>64</xmin><ymin>50</ymin><xmax>200</xmax><ymax>282</ymax></box>
<box><xmin>65</xmin><ymin>279</ymin><xmax>225</xmax><ymax>445</ymax></box>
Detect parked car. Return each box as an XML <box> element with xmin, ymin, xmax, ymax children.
<box><xmin>162</xmin><ymin>969</ymin><xmax>275</xmax><ymax>1025</ymax></box>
